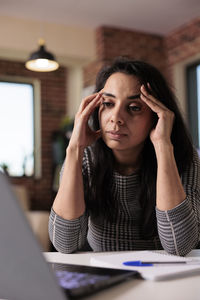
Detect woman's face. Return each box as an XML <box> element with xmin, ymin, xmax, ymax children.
<box><xmin>98</xmin><ymin>72</ymin><xmax>154</xmax><ymax>155</ymax></box>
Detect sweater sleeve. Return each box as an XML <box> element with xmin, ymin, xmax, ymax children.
<box><xmin>156</xmin><ymin>150</ymin><xmax>200</xmax><ymax>256</ymax></box>
<box><xmin>48</xmin><ymin>208</ymin><xmax>88</xmax><ymax>253</ymax></box>
<box><xmin>48</xmin><ymin>148</ymin><xmax>92</xmax><ymax>253</ymax></box>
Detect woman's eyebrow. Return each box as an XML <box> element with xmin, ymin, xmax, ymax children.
<box><xmin>128</xmin><ymin>94</ymin><xmax>141</xmax><ymax>100</ymax></box>
<box><xmin>102</xmin><ymin>92</ymin><xmax>141</xmax><ymax>100</ymax></box>
<box><xmin>102</xmin><ymin>92</ymin><xmax>115</xmax><ymax>98</ymax></box>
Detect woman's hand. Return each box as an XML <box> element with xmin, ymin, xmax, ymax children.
<box><xmin>53</xmin><ymin>93</ymin><xmax>102</xmax><ymax>220</ymax></box>
<box><xmin>140</xmin><ymin>85</ymin><xmax>186</xmax><ymax>212</ymax></box>
<box><xmin>140</xmin><ymin>85</ymin><xmax>175</xmax><ymax>147</ymax></box>
<box><xmin>69</xmin><ymin>93</ymin><xmax>102</xmax><ymax>150</ymax></box>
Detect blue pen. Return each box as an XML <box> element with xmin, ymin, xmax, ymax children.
<box><xmin>123</xmin><ymin>261</ymin><xmax>154</xmax><ymax>267</ymax></box>
<box><xmin>123</xmin><ymin>260</ymin><xmax>200</xmax><ymax>267</ymax></box>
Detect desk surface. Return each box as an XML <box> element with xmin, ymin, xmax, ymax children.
<box><xmin>44</xmin><ymin>250</ymin><xmax>200</xmax><ymax>300</ymax></box>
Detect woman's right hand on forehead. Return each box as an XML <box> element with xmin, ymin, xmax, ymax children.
<box><xmin>68</xmin><ymin>93</ymin><xmax>102</xmax><ymax>151</ymax></box>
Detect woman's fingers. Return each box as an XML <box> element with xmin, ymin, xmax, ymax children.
<box><xmin>140</xmin><ymin>84</ymin><xmax>174</xmax><ymax>120</ymax></box>
<box><xmin>140</xmin><ymin>84</ymin><xmax>175</xmax><ymax>144</ymax></box>
<box><xmin>140</xmin><ymin>85</ymin><xmax>167</xmax><ymax>111</ymax></box>
<box><xmin>140</xmin><ymin>85</ymin><xmax>174</xmax><ymax>122</ymax></box>
<box><xmin>140</xmin><ymin>93</ymin><xmax>165</xmax><ymax>115</ymax></box>
<box><xmin>81</xmin><ymin>95</ymin><xmax>102</xmax><ymax>120</ymax></box>
<box><xmin>76</xmin><ymin>93</ymin><xmax>102</xmax><ymax>122</ymax></box>
<box><xmin>79</xmin><ymin>93</ymin><xmax>101</xmax><ymax>112</ymax></box>
<box><xmin>70</xmin><ymin>93</ymin><xmax>102</xmax><ymax>149</ymax></box>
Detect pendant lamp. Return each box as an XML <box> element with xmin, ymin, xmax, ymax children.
<box><xmin>25</xmin><ymin>38</ymin><xmax>59</xmax><ymax>72</ymax></box>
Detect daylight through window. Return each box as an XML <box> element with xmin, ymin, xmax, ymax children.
<box><xmin>0</xmin><ymin>81</ymin><xmax>34</xmax><ymax>177</ymax></box>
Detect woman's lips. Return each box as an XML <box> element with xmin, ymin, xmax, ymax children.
<box><xmin>106</xmin><ymin>131</ymin><xmax>127</xmax><ymax>140</ymax></box>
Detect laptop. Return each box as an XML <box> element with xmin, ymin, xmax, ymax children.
<box><xmin>0</xmin><ymin>172</ymin><xmax>139</xmax><ymax>300</ymax></box>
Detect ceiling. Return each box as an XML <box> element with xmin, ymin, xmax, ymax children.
<box><xmin>1</xmin><ymin>0</ymin><xmax>200</xmax><ymax>35</ymax></box>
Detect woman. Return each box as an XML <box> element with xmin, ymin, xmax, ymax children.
<box><xmin>49</xmin><ymin>57</ymin><xmax>200</xmax><ymax>256</ymax></box>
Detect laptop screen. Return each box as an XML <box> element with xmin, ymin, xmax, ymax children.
<box><xmin>0</xmin><ymin>172</ymin><xmax>139</xmax><ymax>300</ymax></box>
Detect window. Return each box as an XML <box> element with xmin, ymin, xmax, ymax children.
<box><xmin>186</xmin><ymin>62</ymin><xmax>200</xmax><ymax>149</ymax></box>
<box><xmin>0</xmin><ymin>76</ymin><xmax>41</xmax><ymax>178</ymax></box>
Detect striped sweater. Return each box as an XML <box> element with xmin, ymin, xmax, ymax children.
<box><xmin>49</xmin><ymin>147</ymin><xmax>200</xmax><ymax>256</ymax></box>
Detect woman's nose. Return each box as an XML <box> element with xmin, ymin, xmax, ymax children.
<box><xmin>110</xmin><ymin>108</ymin><xmax>124</xmax><ymax>125</ymax></box>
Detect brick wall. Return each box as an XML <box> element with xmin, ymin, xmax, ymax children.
<box><xmin>0</xmin><ymin>59</ymin><xmax>67</xmax><ymax>210</ymax></box>
<box><xmin>84</xmin><ymin>20</ymin><xmax>200</xmax><ymax>111</ymax></box>
<box><xmin>165</xmin><ymin>18</ymin><xmax>200</xmax><ymax>67</ymax></box>
<box><xmin>1</xmin><ymin>18</ymin><xmax>199</xmax><ymax>210</ymax></box>
<box><xmin>84</xmin><ymin>26</ymin><xmax>168</xmax><ymax>88</ymax></box>
<box><xmin>84</xmin><ymin>19</ymin><xmax>200</xmax><ymax>90</ymax></box>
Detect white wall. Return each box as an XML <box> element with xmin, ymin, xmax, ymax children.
<box><xmin>0</xmin><ymin>16</ymin><xmax>97</xmax><ymax>117</ymax></box>
<box><xmin>0</xmin><ymin>16</ymin><xmax>96</xmax><ymax>66</ymax></box>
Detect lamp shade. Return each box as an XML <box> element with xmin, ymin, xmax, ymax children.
<box><xmin>25</xmin><ymin>39</ymin><xmax>59</xmax><ymax>72</ymax></box>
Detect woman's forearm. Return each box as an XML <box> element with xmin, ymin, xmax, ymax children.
<box><xmin>49</xmin><ymin>208</ymin><xmax>88</xmax><ymax>253</ymax></box>
<box><xmin>52</xmin><ymin>145</ymin><xmax>86</xmax><ymax>220</ymax></box>
<box><xmin>155</xmin><ymin>141</ymin><xmax>186</xmax><ymax>211</ymax></box>
<box><xmin>52</xmin><ymin>93</ymin><xmax>102</xmax><ymax>220</ymax></box>
<box><xmin>140</xmin><ymin>85</ymin><xmax>185</xmax><ymax>210</ymax></box>
<box><xmin>156</xmin><ymin>199</ymin><xmax>198</xmax><ymax>256</ymax></box>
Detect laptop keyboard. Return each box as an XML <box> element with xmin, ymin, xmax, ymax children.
<box><xmin>55</xmin><ymin>269</ymin><xmax>111</xmax><ymax>298</ymax></box>
<box><xmin>51</xmin><ymin>263</ymin><xmax>138</xmax><ymax>299</ymax></box>
<box><xmin>55</xmin><ymin>270</ymin><xmax>110</xmax><ymax>289</ymax></box>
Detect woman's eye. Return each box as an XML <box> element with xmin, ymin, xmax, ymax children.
<box><xmin>102</xmin><ymin>102</ymin><xmax>113</xmax><ymax>108</ymax></box>
<box><xmin>128</xmin><ymin>105</ymin><xmax>141</xmax><ymax>112</ymax></box>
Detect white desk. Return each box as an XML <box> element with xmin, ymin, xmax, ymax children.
<box><xmin>44</xmin><ymin>250</ymin><xmax>200</xmax><ymax>300</ymax></box>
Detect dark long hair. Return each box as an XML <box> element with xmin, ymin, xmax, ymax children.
<box><xmin>85</xmin><ymin>57</ymin><xmax>193</xmax><ymax>238</ymax></box>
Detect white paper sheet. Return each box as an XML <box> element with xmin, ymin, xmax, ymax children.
<box><xmin>90</xmin><ymin>251</ymin><xmax>200</xmax><ymax>280</ymax></box>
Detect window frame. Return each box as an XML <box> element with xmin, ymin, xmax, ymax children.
<box><xmin>186</xmin><ymin>60</ymin><xmax>200</xmax><ymax>148</ymax></box>
<box><xmin>0</xmin><ymin>75</ymin><xmax>41</xmax><ymax>178</ymax></box>
<box><xmin>172</xmin><ymin>53</ymin><xmax>200</xmax><ymax>151</ymax></box>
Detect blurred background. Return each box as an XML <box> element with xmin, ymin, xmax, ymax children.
<box><xmin>0</xmin><ymin>0</ymin><xmax>200</xmax><ymax>250</ymax></box>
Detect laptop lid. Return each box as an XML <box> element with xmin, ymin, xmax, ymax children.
<box><xmin>0</xmin><ymin>172</ymin><xmax>139</xmax><ymax>299</ymax></box>
<box><xmin>0</xmin><ymin>172</ymin><xmax>66</xmax><ymax>300</ymax></box>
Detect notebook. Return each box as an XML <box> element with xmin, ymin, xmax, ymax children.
<box><xmin>0</xmin><ymin>172</ymin><xmax>138</xmax><ymax>300</ymax></box>
<box><xmin>90</xmin><ymin>250</ymin><xmax>200</xmax><ymax>281</ymax></box>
